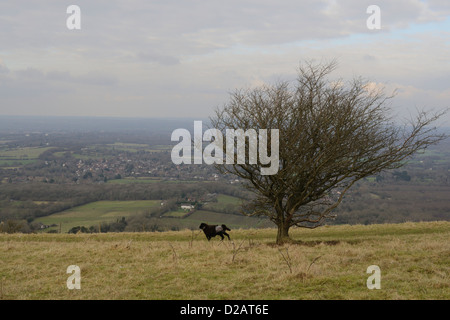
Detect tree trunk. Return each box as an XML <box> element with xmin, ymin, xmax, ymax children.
<box><xmin>276</xmin><ymin>221</ymin><xmax>291</xmax><ymax>245</ymax></box>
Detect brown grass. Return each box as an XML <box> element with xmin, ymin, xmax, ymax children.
<box><xmin>0</xmin><ymin>221</ymin><xmax>449</xmax><ymax>299</ymax></box>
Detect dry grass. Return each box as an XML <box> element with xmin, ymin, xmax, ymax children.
<box><xmin>0</xmin><ymin>221</ymin><xmax>449</xmax><ymax>300</ymax></box>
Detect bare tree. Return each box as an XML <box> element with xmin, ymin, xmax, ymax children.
<box><xmin>210</xmin><ymin>60</ymin><xmax>448</xmax><ymax>244</ymax></box>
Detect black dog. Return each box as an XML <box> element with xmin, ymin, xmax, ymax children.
<box><xmin>199</xmin><ymin>222</ymin><xmax>231</xmax><ymax>241</ymax></box>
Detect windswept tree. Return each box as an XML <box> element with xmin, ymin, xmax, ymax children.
<box><xmin>210</xmin><ymin>60</ymin><xmax>447</xmax><ymax>244</ymax></box>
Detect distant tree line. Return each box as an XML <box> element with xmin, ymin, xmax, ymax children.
<box><xmin>0</xmin><ymin>181</ymin><xmax>249</xmax><ymax>233</ymax></box>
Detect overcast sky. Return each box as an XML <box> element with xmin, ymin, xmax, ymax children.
<box><xmin>0</xmin><ymin>0</ymin><xmax>449</xmax><ymax>123</ymax></box>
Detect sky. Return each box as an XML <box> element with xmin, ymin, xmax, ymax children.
<box><xmin>0</xmin><ymin>0</ymin><xmax>449</xmax><ymax>123</ymax></box>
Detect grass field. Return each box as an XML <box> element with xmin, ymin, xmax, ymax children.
<box><xmin>0</xmin><ymin>146</ymin><xmax>54</xmax><ymax>166</ymax></box>
<box><xmin>187</xmin><ymin>210</ymin><xmax>268</xmax><ymax>229</ymax></box>
<box><xmin>86</xmin><ymin>143</ymin><xmax>172</xmax><ymax>153</ymax></box>
<box><xmin>34</xmin><ymin>195</ymin><xmax>257</xmax><ymax>232</ymax></box>
<box><xmin>0</xmin><ymin>221</ymin><xmax>448</xmax><ymax>300</ymax></box>
<box><xmin>0</xmin><ymin>159</ymin><xmax>37</xmax><ymax>167</ymax></box>
<box><xmin>0</xmin><ymin>146</ymin><xmax>54</xmax><ymax>159</ymax></box>
<box><xmin>107</xmin><ymin>178</ymin><xmax>200</xmax><ymax>184</ymax></box>
<box><xmin>36</xmin><ymin>200</ymin><xmax>161</xmax><ymax>233</ymax></box>
<box><xmin>107</xmin><ymin>177</ymin><xmax>164</xmax><ymax>184</ymax></box>
<box><xmin>203</xmin><ymin>194</ymin><xmax>244</xmax><ymax>211</ymax></box>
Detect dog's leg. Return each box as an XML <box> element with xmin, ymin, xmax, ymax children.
<box><xmin>224</xmin><ymin>232</ymin><xmax>230</xmax><ymax>240</ymax></box>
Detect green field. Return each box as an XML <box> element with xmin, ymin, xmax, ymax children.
<box><xmin>34</xmin><ymin>195</ymin><xmax>263</xmax><ymax>233</ymax></box>
<box><xmin>0</xmin><ymin>146</ymin><xmax>54</xmax><ymax>166</ymax></box>
<box><xmin>107</xmin><ymin>178</ymin><xmax>199</xmax><ymax>184</ymax></box>
<box><xmin>36</xmin><ymin>200</ymin><xmax>161</xmax><ymax>233</ymax></box>
<box><xmin>0</xmin><ymin>146</ymin><xmax>54</xmax><ymax>159</ymax></box>
<box><xmin>164</xmin><ymin>209</ymin><xmax>189</xmax><ymax>218</ymax></box>
<box><xmin>187</xmin><ymin>210</ymin><xmax>268</xmax><ymax>229</ymax></box>
<box><xmin>94</xmin><ymin>142</ymin><xmax>150</xmax><ymax>153</ymax></box>
<box><xmin>85</xmin><ymin>143</ymin><xmax>172</xmax><ymax>153</ymax></box>
<box><xmin>107</xmin><ymin>177</ymin><xmax>164</xmax><ymax>184</ymax></box>
<box><xmin>0</xmin><ymin>159</ymin><xmax>37</xmax><ymax>166</ymax></box>
<box><xmin>0</xmin><ymin>221</ymin><xmax>448</xmax><ymax>299</ymax></box>
<box><xmin>203</xmin><ymin>194</ymin><xmax>243</xmax><ymax>211</ymax></box>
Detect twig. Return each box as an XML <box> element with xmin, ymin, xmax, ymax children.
<box><xmin>307</xmin><ymin>255</ymin><xmax>322</xmax><ymax>273</ymax></box>
<box><xmin>231</xmin><ymin>240</ymin><xmax>246</xmax><ymax>263</ymax></box>
<box><xmin>125</xmin><ymin>240</ymin><xmax>132</xmax><ymax>249</ymax></box>
<box><xmin>168</xmin><ymin>242</ymin><xmax>178</xmax><ymax>266</ymax></box>
<box><xmin>278</xmin><ymin>247</ymin><xmax>293</xmax><ymax>274</ymax></box>
<box><xmin>189</xmin><ymin>230</ymin><xmax>202</xmax><ymax>248</ymax></box>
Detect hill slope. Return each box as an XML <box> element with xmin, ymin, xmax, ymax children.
<box><xmin>0</xmin><ymin>221</ymin><xmax>448</xmax><ymax>299</ymax></box>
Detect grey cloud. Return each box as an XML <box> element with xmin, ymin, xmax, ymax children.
<box><xmin>15</xmin><ymin>67</ymin><xmax>45</xmax><ymax>79</ymax></box>
<box><xmin>2</xmin><ymin>0</ymin><xmax>449</xmax><ymax>55</ymax></box>
<box><xmin>363</xmin><ymin>54</ymin><xmax>377</xmax><ymax>62</ymax></box>
<box><xmin>11</xmin><ymin>68</ymin><xmax>117</xmax><ymax>86</ymax></box>
<box><xmin>0</xmin><ymin>67</ymin><xmax>118</xmax><ymax>105</ymax></box>
<box><xmin>0</xmin><ymin>63</ymin><xmax>9</xmax><ymax>74</ymax></box>
<box><xmin>0</xmin><ymin>1</ymin><xmax>449</xmax><ymax>119</ymax></box>
<box><xmin>136</xmin><ymin>52</ymin><xmax>180</xmax><ymax>66</ymax></box>
<box><xmin>47</xmin><ymin>71</ymin><xmax>118</xmax><ymax>86</ymax></box>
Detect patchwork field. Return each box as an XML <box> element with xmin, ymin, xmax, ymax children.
<box><xmin>36</xmin><ymin>200</ymin><xmax>161</xmax><ymax>233</ymax></box>
<box><xmin>34</xmin><ymin>195</ymin><xmax>266</xmax><ymax>233</ymax></box>
<box><xmin>0</xmin><ymin>146</ymin><xmax>54</xmax><ymax>166</ymax></box>
<box><xmin>107</xmin><ymin>178</ymin><xmax>199</xmax><ymax>184</ymax></box>
<box><xmin>0</xmin><ymin>221</ymin><xmax>448</xmax><ymax>300</ymax></box>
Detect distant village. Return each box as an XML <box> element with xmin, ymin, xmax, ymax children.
<box><xmin>1</xmin><ymin>147</ymin><xmax>242</xmax><ymax>185</ymax></box>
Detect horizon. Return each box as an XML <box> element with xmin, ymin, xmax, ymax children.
<box><xmin>1</xmin><ymin>114</ymin><xmax>450</xmax><ymax>133</ymax></box>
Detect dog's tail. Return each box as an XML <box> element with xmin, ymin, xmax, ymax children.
<box><xmin>222</xmin><ymin>224</ymin><xmax>231</xmax><ymax>231</ymax></box>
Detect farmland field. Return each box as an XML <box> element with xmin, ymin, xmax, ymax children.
<box><xmin>107</xmin><ymin>178</ymin><xmax>199</xmax><ymax>184</ymax></box>
<box><xmin>0</xmin><ymin>146</ymin><xmax>54</xmax><ymax>159</ymax></box>
<box><xmin>0</xmin><ymin>146</ymin><xmax>54</xmax><ymax>166</ymax></box>
<box><xmin>0</xmin><ymin>221</ymin><xmax>448</xmax><ymax>300</ymax></box>
<box><xmin>187</xmin><ymin>210</ymin><xmax>269</xmax><ymax>229</ymax></box>
<box><xmin>34</xmin><ymin>194</ymin><xmax>267</xmax><ymax>233</ymax></box>
<box><xmin>36</xmin><ymin>200</ymin><xmax>161</xmax><ymax>233</ymax></box>
<box><xmin>203</xmin><ymin>194</ymin><xmax>244</xmax><ymax>211</ymax></box>
<box><xmin>107</xmin><ymin>177</ymin><xmax>164</xmax><ymax>184</ymax></box>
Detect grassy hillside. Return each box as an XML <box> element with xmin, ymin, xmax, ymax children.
<box><xmin>0</xmin><ymin>221</ymin><xmax>448</xmax><ymax>300</ymax></box>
